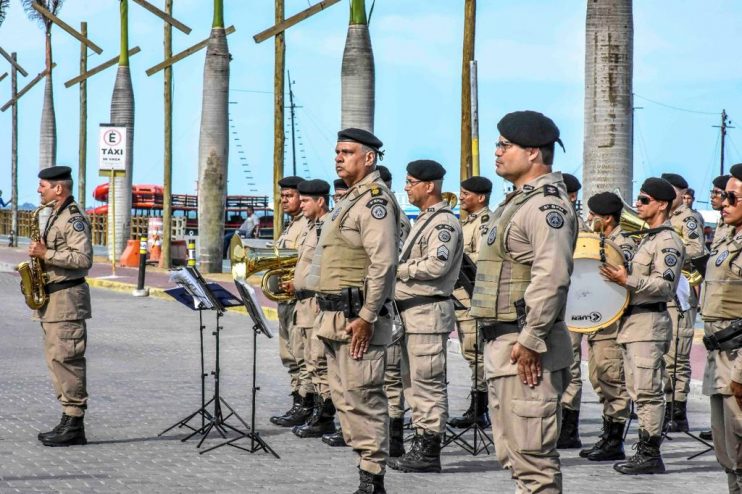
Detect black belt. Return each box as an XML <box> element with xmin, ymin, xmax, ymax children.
<box><xmin>294</xmin><ymin>289</ymin><xmax>315</xmax><ymax>301</ymax></box>
<box><xmin>622</xmin><ymin>302</ymin><xmax>667</xmax><ymax>318</ymax></box>
<box><xmin>316</xmin><ymin>293</ymin><xmax>348</xmax><ymax>312</ymax></box>
<box><xmin>479</xmin><ymin>322</ymin><xmax>521</xmax><ymax>342</ymax></box>
<box><xmin>703</xmin><ymin>320</ymin><xmax>742</xmax><ymax>351</ymax></box>
<box><xmin>46</xmin><ymin>278</ymin><xmax>86</xmax><ymax>295</ymax></box>
<box><xmin>395</xmin><ymin>295</ymin><xmax>451</xmax><ymax>313</ymax></box>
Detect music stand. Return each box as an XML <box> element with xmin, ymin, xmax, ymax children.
<box><xmin>159</xmin><ymin>267</ymin><xmax>250</xmax><ymax>449</ymax></box>
<box><xmin>200</xmin><ymin>279</ymin><xmax>279</xmax><ymax>458</ymax></box>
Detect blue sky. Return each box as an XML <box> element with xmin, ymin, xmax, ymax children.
<box><xmin>1</xmin><ymin>0</ymin><xmax>741</xmax><ymax>210</ymax></box>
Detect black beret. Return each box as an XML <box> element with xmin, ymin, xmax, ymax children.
<box><xmin>730</xmin><ymin>164</ymin><xmax>742</xmax><ymax>181</ymax></box>
<box><xmin>497</xmin><ymin>110</ymin><xmax>564</xmax><ymax>150</ymax></box>
<box><xmin>660</xmin><ymin>173</ymin><xmax>688</xmax><ymax>189</ymax></box>
<box><xmin>277</xmin><ymin>176</ymin><xmax>305</xmax><ymax>189</ymax></box>
<box><xmin>376</xmin><ymin>165</ymin><xmax>392</xmax><ymax>183</ymax></box>
<box><xmin>460</xmin><ymin>176</ymin><xmax>492</xmax><ymax>194</ymax></box>
<box><xmin>297</xmin><ymin>179</ymin><xmax>330</xmax><ymax>196</ymax></box>
<box><xmin>562</xmin><ymin>173</ymin><xmax>582</xmax><ymax>194</ymax></box>
<box><xmin>38</xmin><ymin>165</ymin><xmax>72</xmax><ymax>181</ymax></box>
<box><xmin>333</xmin><ymin>178</ymin><xmax>349</xmax><ymax>191</ymax></box>
<box><xmin>337</xmin><ymin>128</ymin><xmax>383</xmax><ymax>153</ymax></box>
<box><xmin>713</xmin><ymin>175</ymin><xmax>731</xmax><ymax>189</ymax></box>
<box><xmin>640</xmin><ymin>177</ymin><xmax>676</xmax><ymax>203</ymax></box>
<box><xmin>685</xmin><ymin>188</ymin><xmax>695</xmax><ymax>198</ymax></box>
<box><xmin>587</xmin><ymin>192</ymin><xmax>623</xmax><ymax>216</ymax></box>
<box><xmin>406</xmin><ymin>160</ymin><xmax>446</xmax><ymax>181</ymax></box>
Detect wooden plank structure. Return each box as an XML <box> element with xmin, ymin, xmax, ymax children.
<box><xmin>0</xmin><ymin>46</ymin><xmax>29</xmax><ymax>76</ymax></box>
<box><xmin>1</xmin><ymin>64</ymin><xmax>56</xmax><ymax>112</ymax></box>
<box><xmin>145</xmin><ymin>25</ymin><xmax>236</xmax><ymax>76</ymax></box>
<box><xmin>254</xmin><ymin>0</ymin><xmax>341</xmax><ymax>43</ymax></box>
<box><xmin>30</xmin><ymin>2</ymin><xmax>103</xmax><ymax>54</ymax></box>
<box><xmin>64</xmin><ymin>47</ymin><xmax>141</xmax><ymax>88</ymax></box>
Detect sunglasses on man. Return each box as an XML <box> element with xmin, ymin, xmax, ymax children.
<box><xmin>720</xmin><ymin>191</ymin><xmax>739</xmax><ymax>206</ymax></box>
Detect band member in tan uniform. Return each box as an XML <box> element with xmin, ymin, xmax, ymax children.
<box><xmin>388</xmin><ymin>160</ymin><xmax>463</xmax><ymax>474</ymax></box>
<box><xmin>470</xmin><ymin>111</ymin><xmax>576</xmax><ymax>493</ymax></box>
<box><xmin>449</xmin><ymin>176</ymin><xmax>493</xmax><ymax>429</ymax></box>
<box><xmin>661</xmin><ymin>172</ymin><xmax>705</xmax><ymax>432</ymax></box>
<box><xmin>712</xmin><ymin>175</ymin><xmax>733</xmax><ymax>244</ymax></box>
<box><xmin>558</xmin><ymin>172</ymin><xmax>590</xmax><ymax>449</ymax></box>
<box><xmin>306</xmin><ymin>128</ymin><xmax>399</xmax><ymax>494</ymax></box>
<box><xmin>30</xmin><ymin>166</ymin><xmax>93</xmax><ymax>447</ymax></box>
<box><xmin>601</xmin><ymin>177</ymin><xmax>685</xmax><ymax>475</ymax></box>
<box><xmin>288</xmin><ymin>179</ymin><xmax>336</xmax><ymax>439</ymax></box>
<box><xmin>270</xmin><ymin>176</ymin><xmax>313</xmax><ymax>427</ymax></box>
<box><xmin>333</xmin><ymin>178</ymin><xmax>349</xmax><ymax>205</ymax></box>
<box><xmin>701</xmin><ymin>163</ymin><xmax>742</xmax><ymax>493</ymax></box>
<box><xmin>578</xmin><ymin>192</ymin><xmax>634</xmax><ymax>461</ymax></box>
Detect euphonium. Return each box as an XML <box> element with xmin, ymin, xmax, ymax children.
<box><xmin>17</xmin><ymin>202</ymin><xmax>55</xmax><ymax>310</ymax></box>
<box><xmin>442</xmin><ymin>192</ymin><xmax>458</xmax><ymax>209</ymax></box>
<box><xmin>229</xmin><ymin>234</ymin><xmax>298</xmax><ymax>302</ymax></box>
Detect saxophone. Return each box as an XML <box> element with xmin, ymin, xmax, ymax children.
<box><xmin>17</xmin><ymin>202</ymin><xmax>55</xmax><ymax>310</ymax></box>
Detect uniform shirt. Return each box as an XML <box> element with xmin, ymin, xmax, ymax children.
<box><xmin>714</xmin><ymin>217</ymin><xmax>731</xmax><ymax>248</ymax></box>
<box><xmin>395</xmin><ymin>201</ymin><xmax>463</xmax><ymax>300</ymax></box>
<box><xmin>670</xmin><ymin>204</ymin><xmax>705</xmax><ymax>262</ymax></box>
<box><xmin>35</xmin><ymin>199</ymin><xmax>93</xmax><ymax>323</ymax></box>
<box><xmin>399</xmin><ymin>213</ymin><xmax>412</xmax><ymax>251</ymax></box>
<box><xmin>277</xmin><ymin>213</ymin><xmax>309</xmax><ymax>250</ymax></box>
<box><xmin>461</xmin><ymin>207</ymin><xmax>492</xmax><ymax>264</ymax></box>
<box><xmin>293</xmin><ymin>212</ymin><xmax>327</xmax><ymax>327</ymax></box>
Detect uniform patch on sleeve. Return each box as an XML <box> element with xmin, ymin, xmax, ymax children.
<box><xmin>366</xmin><ymin>197</ymin><xmax>388</xmax><ymax>208</ymax></box>
<box><xmin>487</xmin><ymin>226</ymin><xmax>497</xmax><ymax>245</ymax></box>
<box><xmin>435</xmin><ymin>224</ymin><xmax>455</xmax><ymax>231</ymax></box>
<box><xmin>480</xmin><ymin>214</ymin><xmax>490</xmax><ymax>223</ymax></box>
<box><xmin>437</xmin><ymin>245</ymin><xmax>449</xmax><ymax>261</ymax></box>
<box><xmin>716</xmin><ymin>250</ymin><xmax>730</xmax><ymax>267</ymax></box>
<box><xmin>661</xmin><ymin>248</ymin><xmax>681</xmax><ymax>256</ymax></box>
<box><xmin>370</xmin><ymin>186</ymin><xmax>382</xmax><ymax>197</ymax></box>
<box><xmin>621</xmin><ymin>247</ymin><xmax>634</xmax><ymax>262</ymax></box>
<box><xmin>73</xmin><ymin>220</ymin><xmax>86</xmax><ymax>232</ymax></box>
<box><xmin>543</xmin><ymin>185</ymin><xmax>560</xmax><ymax>197</ymax></box>
<box><xmin>689</xmin><ymin>232</ymin><xmax>699</xmax><ymax>239</ymax></box>
<box><xmin>685</xmin><ymin>217</ymin><xmax>698</xmax><ymax>229</ymax></box>
<box><xmin>664</xmin><ymin>254</ymin><xmax>677</xmax><ymax>267</ymax></box>
<box><xmin>331</xmin><ymin>206</ymin><xmax>343</xmax><ymax>221</ymax></box>
<box><xmin>545</xmin><ymin>211</ymin><xmax>564</xmax><ymax>229</ymax></box>
<box><xmin>370</xmin><ymin>205</ymin><xmax>387</xmax><ymax>220</ymax></box>
<box><xmin>69</xmin><ymin>205</ymin><xmax>81</xmax><ymax>215</ymax></box>
<box><xmin>539</xmin><ymin>204</ymin><xmax>568</xmax><ymax>214</ymax></box>
<box><xmin>662</xmin><ymin>269</ymin><xmax>676</xmax><ymax>282</ymax></box>
<box><xmin>438</xmin><ymin>230</ymin><xmax>451</xmax><ymax>242</ymax></box>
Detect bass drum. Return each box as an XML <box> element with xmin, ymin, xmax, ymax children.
<box><xmin>565</xmin><ymin>232</ymin><xmax>630</xmax><ymax>333</ymax></box>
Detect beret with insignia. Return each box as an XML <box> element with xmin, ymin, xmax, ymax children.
<box><xmin>38</xmin><ymin>165</ymin><xmax>72</xmax><ymax>181</ymax></box>
<box><xmin>713</xmin><ymin>175</ymin><xmax>731</xmax><ymax>189</ymax></box>
<box><xmin>497</xmin><ymin>110</ymin><xmax>564</xmax><ymax>151</ymax></box>
<box><xmin>660</xmin><ymin>173</ymin><xmax>688</xmax><ymax>190</ymax></box>
<box><xmin>337</xmin><ymin>128</ymin><xmax>383</xmax><ymax>154</ymax></box>
<box><xmin>461</xmin><ymin>176</ymin><xmax>492</xmax><ymax>194</ymax></box>
<box><xmin>376</xmin><ymin>165</ymin><xmax>392</xmax><ymax>183</ymax></box>
<box><xmin>562</xmin><ymin>173</ymin><xmax>582</xmax><ymax>194</ymax></box>
<box><xmin>407</xmin><ymin>160</ymin><xmax>446</xmax><ymax>181</ymax></box>
<box><xmin>334</xmin><ymin>178</ymin><xmax>349</xmax><ymax>191</ymax></box>
<box><xmin>640</xmin><ymin>177</ymin><xmax>676</xmax><ymax>203</ymax></box>
<box><xmin>587</xmin><ymin>192</ymin><xmax>623</xmax><ymax>216</ymax></box>
<box><xmin>298</xmin><ymin>179</ymin><xmax>330</xmax><ymax>197</ymax></box>
<box><xmin>685</xmin><ymin>188</ymin><xmax>695</xmax><ymax>198</ymax></box>
<box><xmin>278</xmin><ymin>176</ymin><xmax>305</xmax><ymax>189</ymax></box>
<box><xmin>731</xmin><ymin>163</ymin><xmax>742</xmax><ymax>181</ymax></box>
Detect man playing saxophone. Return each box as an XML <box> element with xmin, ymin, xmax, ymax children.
<box><xmin>28</xmin><ymin>166</ymin><xmax>93</xmax><ymax>447</ymax></box>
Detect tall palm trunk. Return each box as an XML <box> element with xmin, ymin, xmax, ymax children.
<box><xmin>340</xmin><ymin>0</ymin><xmax>374</xmax><ymax>131</ymax></box>
<box><xmin>583</xmin><ymin>0</ymin><xmax>633</xmax><ymax>202</ymax></box>
<box><xmin>39</xmin><ymin>27</ymin><xmax>56</xmax><ymax>169</ymax></box>
<box><xmin>196</xmin><ymin>0</ymin><xmax>230</xmax><ymax>273</ymax></box>
<box><xmin>108</xmin><ymin>0</ymin><xmax>135</xmax><ymax>259</ymax></box>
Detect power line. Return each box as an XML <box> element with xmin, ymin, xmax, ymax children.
<box><xmin>634</xmin><ymin>93</ymin><xmax>717</xmax><ymax>116</ymax></box>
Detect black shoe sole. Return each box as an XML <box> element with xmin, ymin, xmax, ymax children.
<box><xmin>588</xmin><ymin>453</ymin><xmax>626</xmax><ymax>461</ymax></box>
<box><xmin>41</xmin><ymin>437</ymin><xmax>87</xmax><ymax>447</ymax></box>
<box><xmin>322</xmin><ymin>436</ymin><xmax>347</xmax><ymax>447</ymax></box>
<box><xmin>387</xmin><ymin>463</ymin><xmax>441</xmax><ymax>474</ymax></box>
<box><xmin>293</xmin><ymin>427</ymin><xmax>336</xmax><ymax>438</ymax></box>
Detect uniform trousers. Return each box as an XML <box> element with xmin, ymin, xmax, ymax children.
<box><xmin>41</xmin><ymin>320</ymin><xmax>88</xmax><ymax>417</ymax></box>
<box><xmin>586</xmin><ymin>335</ymin><xmax>630</xmax><ymax>421</ymax></box>
<box><xmin>561</xmin><ymin>331</ymin><xmax>583</xmax><ymax>411</ymax></box>
<box><xmin>384</xmin><ymin>340</ymin><xmax>405</xmax><ymax>419</ymax></box>
<box><xmin>455</xmin><ymin>316</ymin><xmax>486</xmax><ymax>393</ymax></box>
<box><xmin>278</xmin><ymin>301</ymin><xmax>312</xmax><ymax>397</ymax></box>
<box><xmin>324</xmin><ymin>338</ymin><xmax>389</xmax><ymax>475</ymax></box>
<box><xmin>621</xmin><ymin>340</ymin><xmax>669</xmax><ymax>437</ymax></box>
<box><xmin>304</xmin><ymin>325</ymin><xmax>330</xmax><ymax>400</ymax></box>
<box><xmin>401</xmin><ymin>333</ymin><xmax>449</xmax><ymax>434</ymax></box>
<box><xmin>663</xmin><ymin>305</ymin><xmax>695</xmax><ymax>402</ymax></box>
<box><xmin>485</xmin><ymin>353</ymin><xmax>566</xmax><ymax>494</ymax></box>
<box><xmin>710</xmin><ymin>394</ymin><xmax>742</xmax><ymax>493</ymax></box>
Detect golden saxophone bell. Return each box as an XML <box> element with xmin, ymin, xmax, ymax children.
<box><xmin>442</xmin><ymin>192</ymin><xmax>458</xmax><ymax>209</ymax></box>
<box><xmin>229</xmin><ymin>234</ymin><xmax>298</xmax><ymax>302</ymax></box>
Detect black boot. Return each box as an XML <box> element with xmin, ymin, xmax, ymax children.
<box><xmin>293</xmin><ymin>396</ymin><xmax>336</xmax><ymax>438</ymax></box>
<box><xmin>322</xmin><ymin>428</ymin><xmax>347</xmax><ymax>447</ymax></box>
<box><xmin>38</xmin><ymin>414</ymin><xmax>71</xmax><ymax>442</ymax></box>
<box><xmin>270</xmin><ymin>392</ymin><xmax>301</xmax><ymax>425</ymax></box>
<box><xmin>666</xmin><ymin>401</ymin><xmax>689</xmax><ymax>432</ymax></box>
<box><xmin>448</xmin><ymin>391</ymin><xmax>489</xmax><ymax>428</ymax></box>
<box><xmin>557</xmin><ymin>408</ymin><xmax>582</xmax><ymax>449</ymax></box>
<box><xmin>585</xmin><ymin>418</ymin><xmax>626</xmax><ymax>461</ymax></box>
<box><xmin>388</xmin><ymin>431</ymin><xmax>442</xmax><ymax>473</ymax></box>
<box><xmin>272</xmin><ymin>393</ymin><xmax>314</xmax><ymax>427</ymax></box>
<box><xmin>389</xmin><ymin>417</ymin><xmax>405</xmax><ymax>458</ymax></box>
<box><xmin>613</xmin><ymin>429</ymin><xmax>665</xmax><ymax>475</ymax></box>
<box><xmin>40</xmin><ymin>415</ymin><xmax>86</xmax><ymax>447</ymax></box>
<box><xmin>699</xmin><ymin>430</ymin><xmax>712</xmax><ymax>441</ymax></box>
<box><xmin>354</xmin><ymin>469</ymin><xmax>386</xmax><ymax>494</ymax></box>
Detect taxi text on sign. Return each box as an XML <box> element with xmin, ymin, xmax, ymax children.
<box><xmin>99</xmin><ymin>124</ymin><xmax>127</xmax><ymax>173</ymax></box>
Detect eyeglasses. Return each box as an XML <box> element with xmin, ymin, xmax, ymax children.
<box><xmin>720</xmin><ymin>191</ymin><xmax>739</xmax><ymax>206</ymax></box>
<box><xmin>405</xmin><ymin>179</ymin><xmax>425</xmax><ymax>187</ymax></box>
<box><xmin>710</xmin><ymin>189</ymin><xmax>722</xmax><ymax>197</ymax></box>
<box><xmin>636</xmin><ymin>195</ymin><xmax>655</xmax><ymax>206</ymax></box>
<box><xmin>495</xmin><ymin>140</ymin><xmax>515</xmax><ymax>152</ymax></box>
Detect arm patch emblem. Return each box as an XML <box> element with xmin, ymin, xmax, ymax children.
<box><xmin>539</xmin><ymin>204</ymin><xmax>568</xmax><ymax>214</ymax></box>
<box><xmin>438</xmin><ymin>230</ymin><xmax>451</xmax><ymax>242</ymax></box>
<box><xmin>366</xmin><ymin>197</ymin><xmax>388</xmax><ymax>208</ymax></box>
<box><xmin>664</xmin><ymin>254</ymin><xmax>677</xmax><ymax>267</ymax></box>
<box><xmin>545</xmin><ymin>211</ymin><xmax>564</xmax><ymax>229</ymax></box>
<box><xmin>437</xmin><ymin>245</ymin><xmax>449</xmax><ymax>261</ymax></box>
<box><xmin>662</xmin><ymin>269</ymin><xmax>676</xmax><ymax>282</ymax></box>
<box><xmin>543</xmin><ymin>185</ymin><xmax>560</xmax><ymax>197</ymax></box>
<box><xmin>371</xmin><ymin>205</ymin><xmax>387</xmax><ymax>219</ymax></box>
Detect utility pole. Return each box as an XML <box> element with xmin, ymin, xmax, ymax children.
<box><xmin>287</xmin><ymin>71</ymin><xmax>298</xmax><ymax>177</ymax></box>
<box><xmin>161</xmin><ymin>0</ymin><xmax>174</xmax><ymax>268</ymax></box>
<box><xmin>78</xmin><ymin>22</ymin><xmax>88</xmax><ymax>209</ymax></box>
<box><xmin>715</xmin><ymin>109</ymin><xmax>733</xmax><ymax>176</ymax></box>
<box><xmin>460</xmin><ymin>0</ymin><xmax>476</xmax><ymax>183</ymax></box>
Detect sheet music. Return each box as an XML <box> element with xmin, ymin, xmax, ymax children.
<box><xmin>235</xmin><ymin>279</ymin><xmax>273</xmax><ymax>338</ymax></box>
<box><xmin>169</xmin><ymin>268</ymin><xmax>214</xmax><ymax>310</ymax></box>
<box><xmin>676</xmin><ymin>276</ymin><xmax>692</xmax><ymax>312</ymax></box>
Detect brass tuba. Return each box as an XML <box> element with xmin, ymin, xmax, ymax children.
<box><xmin>442</xmin><ymin>192</ymin><xmax>458</xmax><ymax>209</ymax></box>
<box><xmin>229</xmin><ymin>234</ymin><xmax>298</xmax><ymax>302</ymax></box>
<box><xmin>17</xmin><ymin>202</ymin><xmax>55</xmax><ymax>310</ymax></box>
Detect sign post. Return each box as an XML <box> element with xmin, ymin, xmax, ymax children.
<box><xmin>99</xmin><ymin>124</ymin><xmax>127</xmax><ymax>276</ymax></box>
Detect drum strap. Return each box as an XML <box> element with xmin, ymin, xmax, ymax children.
<box><xmin>622</xmin><ymin>225</ymin><xmax>673</xmax><ymax>237</ymax></box>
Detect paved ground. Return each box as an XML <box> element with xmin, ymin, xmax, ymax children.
<box><xmin>0</xmin><ymin>253</ymin><xmax>729</xmax><ymax>493</ymax></box>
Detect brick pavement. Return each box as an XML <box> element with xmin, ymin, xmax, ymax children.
<box><xmin>0</xmin><ymin>264</ymin><xmax>728</xmax><ymax>493</ymax></box>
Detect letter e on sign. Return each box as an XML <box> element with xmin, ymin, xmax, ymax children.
<box><xmin>99</xmin><ymin>124</ymin><xmax>127</xmax><ymax>172</ymax></box>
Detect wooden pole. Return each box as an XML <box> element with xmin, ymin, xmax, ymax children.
<box><xmin>460</xmin><ymin>0</ymin><xmax>475</xmax><ymax>185</ymax></box>
<box><xmin>145</xmin><ymin>26</ymin><xmax>235</xmax><ymax>77</ymax></box>
<box><xmin>10</xmin><ymin>53</ymin><xmax>18</xmax><ymax>247</ymax></box>
<box><xmin>30</xmin><ymin>2</ymin><xmax>103</xmax><ymax>54</ymax></box>
<box><xmin>273</xmin><ymin>0</ymin><xmax>285</xmax><ymax>241</ymax></box>
<box><xmin>1</xmin><ymin>64</ymin><xmax>55</xmax><ymax>112</ymax></box>
<box><xmin>470</xmin><ymin>60</ymin><xmax>480</xmax><ymax>177</ymax></box>
<box><xmin>255</xmin><ymin>0</ymin><xmax>341</xmax><ymax>43</ymax></box>
<box><xmin>0</xmin><ymin>47</ymin><xmax>29</xmax><ymax>76</ymax></box>
<box><xmin>131</xmin><ymin>0</ymin><xmax>191</xmax><ymax>34</ymax></box>
<box><xmin>64</xmin><ymin>47</ymin><xmax>141</xmax><ymax>88</ymax></box>
<box><xmin>161</xmin><ymin>0</ymin><xmax>173</xmax><ymax>268</ymax></box>
<box><xmin>78</xmin><ymin>22</ymin><xmax>88</xmax><ymax>209</ymax></box>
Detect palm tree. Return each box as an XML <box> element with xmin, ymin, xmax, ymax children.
<box><xmin>0</xmin><ymin>0</ymin><xmax>10</xmax><ymax>27</ymax></box>
<box><xmin>22</xmin><ymin>0</ymin><xmax>63</xmax><ymax>170</ymax></box>
<box><xmin>107</xmin><ymin>0</ymin><xmax>135</xmax><ymax>259</ymax></box>
<box><xmin>340</xmin><ymin>0</ymin><xmax>374</xmax><ymax>131</ymax></box>
<box><xmin>196</xmin><ymin>0</ymin><xmax>230</xmax><ymax>273</ymax></box>
<box><xmin>583</xmin><ymin>0</ymin><xmax>634</xmax><ymax>203</ymax></box>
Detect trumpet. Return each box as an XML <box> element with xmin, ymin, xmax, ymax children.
<box><xmin>229</xmin><ymin>234</ymin><xmax>298</xmax><ymax>302</ymax></box>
